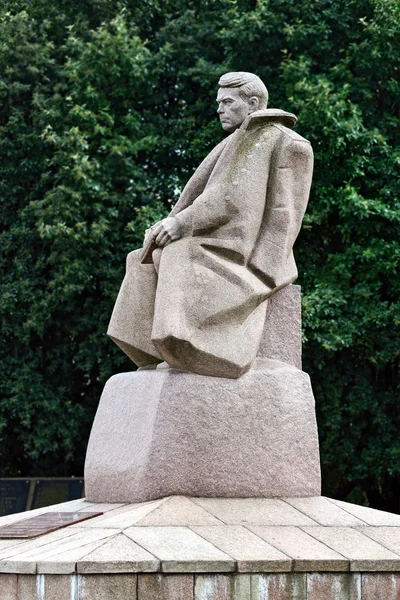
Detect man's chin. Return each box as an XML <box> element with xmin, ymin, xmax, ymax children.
<box><xmin>220</xmin><ymin>122</ymin><xmax>235</xmax><ymax>132</ymax></box>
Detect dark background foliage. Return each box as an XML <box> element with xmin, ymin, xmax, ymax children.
<box><xmin>0</xmin><ymin>0</ymin><xmax>399</xmax><ymax>511</ymax></box>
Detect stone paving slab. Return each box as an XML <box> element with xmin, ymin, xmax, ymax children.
<box><xmin>249</xmin><ymin>525</ymin><xmax>349</xmax><ymax>571</ymax></box>
<box><xmin>191</xmin><ymin>498</ymin><xmax>318</xmax><ymax>526</ymax></box>
<box><xmin>72</xmin><ymin>501</ymin><xmax>161</xmax><ymax>528</ymax></box>
<box><xmin>79</xmin><ymin>498</ymin><xmax>168</xmax><ymax>529</ymax></box>
<box><xmin>125</xmin><ymin>526</ymin><xmax>235</xmax><ymax>573</ymax></box>
<box><xmin>135</xmin><ymin>496</ymin><xmax>224</xmax><ymax>526</ymax></box>
<box><xmin>302</xmin><ymin>526</ymin><xmax>400</xmax><ymax>571</ymax></box>
<box><xmin>0</xmin><ymin>496</ymin><xmax>400</xmax><ymax>579</ymax></box>
<box><xmin>37</xmin><ymin>537</ymin><xmax>117</xmax><ymax>575</ymax></box>
<box><xmin>329</xmin><ymin>498</ymin><xmax>400</xmax><ymax>526</ymax></box>
<box><xmin>0</xmin><ymin>525</ymin><xmax>86</xmax><ymax>561</ymax></box>
<box><xmin>283</xmin><ymin>496</ymin><xmax>365</xmax><ymax>526</ymax></box>
<box><xmin>357</xmin><ymin>526</ymin><xmax>400</xmax><ymax>555</ymax></box>
<box><xmin>77</xmin><ymin>533</ymin><xmax>159</xmax><ymax>574</ymax></box>
<box><xmin>191</xmin><ymin>526</ymin><xmax>291</xmax><ymax>572</ymax></box>
<box><xmin>0</xmin><ymin>529</ymin><xmax>118</xmax><ymax>574</ymax></box>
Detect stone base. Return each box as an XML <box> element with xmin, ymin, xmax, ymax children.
<box><xmin>3</xmin><ymin>572</ymin><xmax>400</xmax><ymax>600</ymax></box>
<box><xmin>84</xmin><ymin>361</ymin><xmax>321</xmax><ymax>503</ymax></box>
<box><xmin>2</xmin><ymin>495</ymin><xmax>400</xmax><ymax>599</ymax></box>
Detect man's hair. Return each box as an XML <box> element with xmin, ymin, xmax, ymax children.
<box><xmin>218</xmin><ymin>72</ymin><xmax>268</xmax><ymax>109</ymax></box>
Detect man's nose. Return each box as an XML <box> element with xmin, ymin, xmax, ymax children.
<box><xmin>217</xmin><ymin>103</ymin><xmax>224</xmax><ymax>114</ymax></box>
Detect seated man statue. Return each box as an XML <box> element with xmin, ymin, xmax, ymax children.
<box><xmin>107</xmin><ymin>72</ymin><xmax>314</xmax><ymax>379</ymax></box>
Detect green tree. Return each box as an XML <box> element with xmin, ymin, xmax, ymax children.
<box><xmin>0</xmin><ymin>0</ymin><xmax>399</xmax><ymax>511</ymax></box>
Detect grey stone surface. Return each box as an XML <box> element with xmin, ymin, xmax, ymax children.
<box><xmin>77</xmin><ymin>533</ymin><xmax>159</xmax><ymax>573</ymax></box>
<box><xmin>284</xmin><ymin>497</ymin><xmax>364</xmax><ymax>526</ymax></box>
<box><xmin>0</xmin><ymin>574</ymin><xmax>17</xmax><ymax>599</ymax></box>
<box><xmin>360</xmin><ymin>573</ymin><xmax>400</xmax><ymax>600</ymax></box>
<box><xmin>2</xmin><ymin>496</ymin><xmax>400</xmax><ymax>584</ymax></box>
<box><xmin>0</xmin><ymin>529</ymin><xmax>117</xmax><ymax>574</ymax></box>
<box><xmin>357</xmin><ymin>527</ymin><xmax>400</xmax><ymax>555</ymax></box>
<box><xmin>138</xmin><ymin>574</ymin><xmax>194</xmax><ymax>600</ymax></box>
<box><xmin>257</xmin><ymin>284</ymin><xmax>302</xmax><ymax>369</ymax></box>
<box><xmin>191</xmin><ymin>498</ymin><xmax>317</xmax><ymax>526</ymax></box>
<box><xmin>16</xmin><ymin>574</ymin><xmax>42</xmax><ymax>600</ymax></box>
<box><xmin>250</xmin><ymin>526</ymin><xmax>349</xmax><ymax>571</ymax></box>
<box><xmin>233</xmin><ymin>574</ymin><xmax>251</xmax><ymax>600</ymax></box>
<box><xmin>79</xmin><ymin>499</ymin><xmax>168</xmax><ymax>529</ymax></box>
<box><xmin>302</xmin><ymin>526</ymin><xmax>400</xmax><ymax>571</ymax></box>
<box><xmin>0</xmin><ymin>541</ymin><xmax>25</xmax><ymax>553</ymax></box>
<box><xmin>306</xmin><ymin>573</ymin><xmax>357</xmax><ymax>600</ymax></box>
<box><xmin>78</xmin><ymin>574</ymin><xmax>137</xmax><ymax>599</ymax></box>
<box><xmin>108</xmin><ymin>73</ymin><xmax>313</xmax><ymax>379</ymax></box>
<box><xmin>4</xmin><ymin>571</ymin><xmax>400</xmax><ymax>599</ymax></box>
<box><xmin>329</xmin><ymin>498</ymin><xmax>400</xmax><ymax>526</ymax></box>
<box><xmin>191</xmin><ymin>526</ymin><xmax>291</xmax><ymax>572</ymax></box>
<box><xmin>37</xmin><ymin>538</ymin><xmax>116</xmax><ymax>575</ymax></box>
<box><xmin>136</xmin><ymin>496</ymin><xmax>224</xmax><ymax>526</ymax></box>
<box><xmin>42</xmin><ymin>575</ymin><xmax>74</xmax><ymax>600</ymax></box>
<box><xmin>0</xmin><ymin>525</ymin><xmax>84</xmax><ymax>563</ymax></box>
<box><xmin>194</xmin><ymin>574</ymin><xmax>234</xmax><ymax>599</ymax></box>
<box><xmin>85</xmin><ymin>366</ymin><xmax>321</xmax><ymax>503</ymax></box>
<box><xmin>0</xmin><ymin>526</ymin><xmax>80</xmax><ymax>561</ymax></box>
<box><xmin>250</xmin><ymin>573</ymin><xmax>307</xmax><ymax>600</ymax></box>
<box><xmin>124</xmin><ymin>526</ymin><xmax>235</xmax><ymax>573</ymax></box>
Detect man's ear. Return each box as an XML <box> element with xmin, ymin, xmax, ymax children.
<box><xmin>248</xmin><ymin>96</ymin><xmax>260</xmax><ymax>113</ymax></box>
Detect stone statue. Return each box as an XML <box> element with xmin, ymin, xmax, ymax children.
<box><xmin>84</xmin><ymin>73</ymin><xmax>321</xmax><ymax>503</ymax></box>
<box><xmin>107</xmin><ymin>72</ymin><xmax>313</xmax><ymax>379</ymax></box>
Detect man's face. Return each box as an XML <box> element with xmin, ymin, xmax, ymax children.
<box><xmin>216</xmin><ymin>87</ymin><xmax>251</xmax><ymax>132</ymax></box>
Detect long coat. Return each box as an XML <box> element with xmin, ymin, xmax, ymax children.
<box><xmin>107</xmin><ymin>109</ymin><xmax>314</xmax><ymax>378</ymax></box>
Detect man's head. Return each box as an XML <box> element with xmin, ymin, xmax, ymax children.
<box><xmin>217</xmin><ymin>72</ymin><xmax>269</xmax><ymax>132</ymax></box>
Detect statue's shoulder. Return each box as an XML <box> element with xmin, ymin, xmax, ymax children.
<box><xmin>241</xmin><ymin>109</ymin><xmax>311</xmax><ymax>145</ymax></box>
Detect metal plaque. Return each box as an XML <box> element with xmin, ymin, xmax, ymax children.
<box><xmin>0</xmin><ymin>480</ymin><xmax>30</xmax><ymax>516</ymax></box>
<box><xmin>31</xmin><ymin>479</ymin><xmax>84</xmax><ymax>510</ymax></box>
<box><xmin>0</xmin><ymin>511</ymin><xmax>103</xmax><ymax>538</ymax></box>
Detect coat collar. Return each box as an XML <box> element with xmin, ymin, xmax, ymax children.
<box><xmin>240</xmin><ymin>108</ymin><xmax>297</xmax><ymax>131</ymax></box>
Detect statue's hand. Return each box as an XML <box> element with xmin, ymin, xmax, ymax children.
<box><xmin>150</xmin><ymin>217</ymin><xmax>182</xmax><ymax>248</ymax></box>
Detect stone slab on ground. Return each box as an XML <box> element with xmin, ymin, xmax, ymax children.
<box><xmin>0</xmin><ymin>496</ymin><xmax>400</xmax><ymax>598</ymax></box>
<box><xmin>124</xmin><ymin>526</ymin><xmax>235</xmax><ymax>573</ymax></box>
<box><xmin>191</xmin><ymin>526</ymin><xmax>291</xmax><ymax>572</ymax></box>
<box><xmin>301</xmin><ymin>526</ymin><xmax>400</xmax><ymax>571</ymax></box>
<box><xmin>249</xmin><ymin>525</ymin><xmax>349</xmax><ymax>571</ymax></box>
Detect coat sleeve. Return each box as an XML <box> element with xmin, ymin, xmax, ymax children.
<box><xmin>248</xmin><ymin>134</ymin><xmax>314</xmax><ymax>289</ymax></box>
<box><xmin>172</xmin><ymin>180</ymin><xmax>234</xmax><ymax>236</ymax></box>
<box><xmin>172</xmin><ymin>129</ymin><xmax>268</xmax><ymax>238</ymax></box>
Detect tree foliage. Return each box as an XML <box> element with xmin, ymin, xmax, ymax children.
<box><xmin>0</xmin><ymin>0</ymin><xmax>399</xmax><ymax>510</ymax></box>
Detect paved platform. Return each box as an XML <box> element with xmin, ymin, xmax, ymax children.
<box><xmin>0</xmin><ymin>495</ymin><xmax>400</xmax><ymax>599</ymax></box>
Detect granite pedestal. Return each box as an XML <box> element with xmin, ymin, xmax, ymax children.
<box><xmin>84</xmin><ymin>285</ymin><xmax>321</xmax><ymax>503</ymax></box>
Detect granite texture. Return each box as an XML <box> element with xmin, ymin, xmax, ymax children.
<box><xmin>84</xmin><ymin>364</ymin><xmax>321</xmax><ymax>502</ymax></box>
<box><xmin>1</xmin><ymin>495</ymin><xmax>400</xmax><ymax>598</ymax></box>
<box><xmin>3</xmin><ymin>572</ymin><xmax>400</xmax><ymax>599</ymax></box>
<box><xmin>108</xmin><ymin>73</ymin><xmax>313</xmax><ymax>379</ymax></box>
<box><xmin>79</xmin><ymin>574</ymin><xmax>137</xmax><ymax>599</ymax></box>
<box><xmin>257</xmin><ymin>284</ymin><xmax>301</xmax><ymax>369</ymax></box>
<box><xmin>301</xmin><ymin>526</ymin><xmax>400</xmax><ymax>571</ymax></box>
<box><xmin>191</xmin><ymin>526</ymin><xmax>292</xmax><ymax>572</ymax></box>
<box><xmin>138</xmin><ymin>574</ymin><xmax>194</xmax><ymax>600</ymax></box>
<box><xmin>124</xmin><ymin>527</ymin><xmax>235</xmax><ymax>573</ymax></box>
<box><xmin>249</xmin><ymin>525</ymin><xmax>349</xmax><ymax>571</ymax></box>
